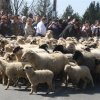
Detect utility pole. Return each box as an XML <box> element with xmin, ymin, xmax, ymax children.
<box><xmin>52</xmin><ymin>0</ymin><xmax>57</xmax><ymax>19</ymax></box>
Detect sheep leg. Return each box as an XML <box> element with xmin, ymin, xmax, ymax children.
<box><xmin>29</xmin><ymin>85</ymin><xmax>34</xmax><ymax>95</ymax></box>
<box><xmin>74</xmin><ymin>78</ymin><xmax>80</xmax><ymax>89</ymax></box>
<box><xmin>25</xmin><ymin>82</ymin><xmax>31</xmax><ymax>90</ymax></box>
<box><xmin>88</xmin><ymin>75</ymin><xmax>94</xmax><ymax>87</ymax></box>
<box><xmin>13</xmin><ymin>78</ymin><xmax>19</xmax><ymax>87</ymax></box>
<box><xmin>14</xmin><ymin>78</ymin><xmax>22</xmax><ymax>88</ymax></box>
<box><xmin>2</xmin><ymin>74</ymin><xmax>6</xmax><ymax>85</ymax></box>
<box><xmin>47</xmin><ymin>81</ymin><xmax>53</xmax><ymax>94</ymax></box>
<box><xmin>5</xmin><ymin>78</ymin><xmax>10</xmax><ymax>90</ymax></box>
<box><xmin>82</xmin><ymin>79</ymin><xmax>87</xmax><ymax>89</ymax></box>
<box><xmin>91</xmin><ymin>79</ymin><xmax>94</xmax><ymax>87</ymax></box>
<box><xmin>65</xmin><ymin>75</ymin><xmax>69</xmax><ymax>87</ymax></box>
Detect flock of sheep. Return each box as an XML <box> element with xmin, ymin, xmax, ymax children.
<box><xmin>0</xmin><ymin>30</ymin><xmax>100</xmax><ymax>95</ymax></box>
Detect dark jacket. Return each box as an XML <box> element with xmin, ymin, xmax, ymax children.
<box><xmin>59</xmin><ymin>24</ymin><xmax>78</xmax><ymax>39</ymax></box>
<box><xmin>0</xmin><ymin>22</ymin><xmax>12</xmax><ymax>36</ymax></box>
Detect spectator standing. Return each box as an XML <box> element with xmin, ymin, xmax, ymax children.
<box><xmin>92</xmin><ymin>20</ymin><xmax>100</xmax><ymax>38</ymax></box>
<box><xmin>0</xmin><ymin>15</ymin><xmax>12</xmax><ymax>36</ymax></box>
<box><xmin>36</xmin><ymin>17</ymin><xmax>47</xmax><ymax>37</ymax></box>
<box><xmin>11</xmin><ymin>15</ymin><xmax>24</xmax><ymax>36</ymax></box>
<box><xmin>24</xmin><ymin>18</ymin><xmax>35</xmax><ymax>37</ymax></box>
<box><xmin>81</xmin><ymin>21</ymin><xmax>92</xmax><ymax>38</ymax></box>
<box><xmin>48</xmin><ymin>19</ymin><xmax>60</xmax><ymax>39</ymax></box>
<box><xmin>59</xmin><ymin>18</ymin><xmax>80</xmax><ymax>39</ymax></box>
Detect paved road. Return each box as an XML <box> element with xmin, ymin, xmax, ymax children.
<box><xmin>0</xmin><ymin>83</ymin><xmax>100</xmax><ymax>100</ymax></box>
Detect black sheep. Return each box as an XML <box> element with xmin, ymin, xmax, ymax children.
<box><xmin>13</xmin><ymin>46</ymin><xmax>23</xmax><ymax>54</ymax></box>
<box><xmin>39</xmin><ymin>44</ymin><xmax>50</xmax><ymax>53</ymax></box>
<box><xmin>53</xmin><ymin>45</ymin><xmax>73</xmax><ymax>54</ymax></box>
<box><xmin>73</xmin><ymin>50</ymin><xmax>96</xmax><ymax>72</ymax></box>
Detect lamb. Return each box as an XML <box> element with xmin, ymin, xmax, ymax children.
<box><xmin>0</xmin><ymin>59</ymin><xmax>28</xmax><ymax>90</ymax></box>
<box><xmin>64</xmin><ymin>64</ymin><xmax>94</xmax><ymax>89</ymax></box>
<box><xmin>21</xmin><ymin>50</ymin><xmax>69</xmax><ymax>75</ymax></box>
<box><xmin>0</xmin><ymin>58</ymin><xmax>8</xmax><ymax>85</ymax></box>
<box><xmin>24</xmin><ymin>64</ymin><xmax>54</xmax><ymax>94</ymax></box>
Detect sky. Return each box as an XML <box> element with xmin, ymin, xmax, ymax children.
<box><xmin>26</xmin><ymin>0</ymin><xmax>100</xmax><ymax>17</ymax></box>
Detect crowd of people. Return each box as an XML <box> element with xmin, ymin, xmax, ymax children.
<box><xmin>0</xmin><ymin>10</ymin><xmax>100</xmax><ymax>39</ymax></box>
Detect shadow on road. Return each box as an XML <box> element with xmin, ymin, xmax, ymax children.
<box><xmin>6</xmin><ymin>81</ymin><xmax>100</xmax><ymax>97</ymax></box>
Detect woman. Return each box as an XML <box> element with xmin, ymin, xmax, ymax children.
<box><xmin>24</xmin><ymin>18</ymin><xmax>35</xmax><ymax>37</ymax></box>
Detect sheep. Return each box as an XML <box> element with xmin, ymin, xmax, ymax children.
<box><xmin>73</xmin><ymin>50</ymin><xmax>96</xmax><ymax>72</ymax></box>
<box><xmin>0</xmin><ymin>59</ymin><xmax>8</xmax><ymax>85</ymax></box>
<box><xmin>39</xmin><ymin>44</ymin><xmax>50</xmax><ymax>53</ymax></box>
<box><xmin>24</xmin><ymin>64</ymin><xmax>54</xmax><ymax>94</ymax></box>
<box><xmin>45</xmin><ymin>30</ymin><xmax>53</xmax><ymax>39</ymax></box>
<box><xmin>57</xmin><ymin>37</ymin><xmax>66</xmax><ymax>47</ymax></box>
<box><xmin>13</xmin><ymin>46</ymin><xmax>49</xmax><ymax>62</ymax></box>
<box><xmin>21</xmin><ymin>50</ymin><xmax>69</xmax><ymax>76</ymax></box>
<box><xmin>0</xmin><ymin>59</ymin><xmax>29</xmax><ymax>90</ymax></box>
<box><xmin>64</xmin><ymin>64</ymin><xmax>94</xmax><ymax>89</ymax></box>
<box><xmin>16</xmin><ymin>36</ymin><xmax>26</xmax><ymax>44</ymax></box>
<box><xmin>3</xmin><ymin>53</ymin><xmax>16</xmax><ymax>62</ymax></box>
<box><xmin>53</xmin><ymin>44</ymin><xmax>75</xmax><ymax>54</ymax></box>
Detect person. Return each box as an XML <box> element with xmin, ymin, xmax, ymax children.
<box><xmin>60</xmin><ymin>18</ymin><xmax>80</xmax><ymax>39</ymax></box>
<box><xmin>81</xmin><ymin>21</ymin><xmax>92</xmax><ymax>38</ymax></box>
<box><xmin>11</xmin><ymin>15</ymin><xmax>24</xmax><ymax>36</ymax></box>
<box><xmin>48</xmin><ymin>19</ymin><xmax>60</xmax><ymax>39</ymax></box>
<box><xmin>24</xmin><ymin>18</ymin><xmax>35</xmax><ymax>37</ymax></box>
<box><xmin>36</xmin><ymin>17</ymin><xmax>47</xmax><ymax>37</ymax></box>
<box><xmin>21</xmin><ymin>16</ymin><xmax>27</xmax><ymax>28</ymax></box>
<box><xmin>0</xmin><ymin>15</ymin><xmax>12</xmax><ymax>36</ymax></box>
<box><xmin>92</xmin><ymin>20</ymin><xmax>100</xmax><ymax>38</ymax></box>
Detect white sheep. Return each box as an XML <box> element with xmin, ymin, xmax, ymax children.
<box><xmin>0</xmin><ymin>58</ymin><xmax>7</xmax><ymax>85</ymax></box>
<box><xmin>64</xmin><ymin>64</ymin><xmax>94</xmax><ymax>89</ymax></box>
<box><xmin>21</xmin><ymin>50</ymin><xmax>69</xmax><ymax>75</ymax></box>
<box><xmin>0</xmin><ymin>59</ymin><xmax>28</xmax><ymax>89</ymax></box>
<box><xmin>24</xmin><ymin>64</ymin><xmax>54</xmax><ymax>94</ymax></box>
<box><xmin>13</xmin><ymin>46</ymin><xmax>48</xmax><ymax>62</ymax></box>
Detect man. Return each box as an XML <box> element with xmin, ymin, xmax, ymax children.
<box><xmin>59</xmin><ymin>18</ymin><xmax>80</xmax><ymax>39</ymax></box>
<box><xmin>36</xmin><ymin>17</ymin><xmax>47</xmax><ymax>37</ymax></box>
<box><xmin>0</xmin><ymin>15</ymin><xmax>12</xmax><ymax>36</ymax></box>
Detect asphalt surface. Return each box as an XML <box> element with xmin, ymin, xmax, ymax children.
<box><xmin>0</xmin><ymin>82</ymin><xmax>100</xmax><ymax>100</ymax></box>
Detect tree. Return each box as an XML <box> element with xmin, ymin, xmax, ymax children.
<box><xmin>29</xmin><ymin>0</ymin><xmax>52</xmax><ymax>18</ymax></box>
<box><xmin>21</xmin><ymin>2</ymin><xmax>29</xmax><ymax>17</ymax></box>
<box><xmin>73</xmin><ymin>13</ymin><xmax>82</xmax><ymax>22</ymax></box>
<box><xmin>11</xmin><ymin>0</ymin><xmax>24</xmax><ymax>15</ymax></box>
<box><xmin>62</xmin><ymin>5</ymin><xmax>81</xmax><ymax>22</ymax></box>
<box><xmin>83</xmin><ymin>1</ymin><xmax>100</xmax><ymax>24</ymax></box>
<box><xmin>62</xmin><ymin>5</ymin><xmax>73</xmax><ymax>19</ymax></box>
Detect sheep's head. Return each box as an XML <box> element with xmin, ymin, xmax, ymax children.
<box><xmin>53</xmin><ymin>45</ymin><xmax>64</xmax><ymax>52</ymax></box>
<box><xmin>45</xmin><ymin>30</ymin><xmax>53</xmax><ymax>39</ymax></box>
<box><xmin>73</xmin><ymin>50</ymin><xmax>83</xmax><ymax>65</ymax></box>
<box><xmin>30</xmin><ymin>38</ymin><xmax>37</xmax><ymax>44</ymax></box>
<box><xmin>13</xmin><ymin>46</ymin><xmax>23</xmax><ymax>55</ymax></box>
<box><xmin>24</xmin><ymin>64</ymin><xmax>34</xmax><ymax>73</ymax></box>
<box><xmin>6</xmin><ymin>53</ymin><xmax>16</xmax><ymax>61</ymax></box>
<box><xmin>17</xmin><ymin>36</ymin><xmax>26</xmax><ymax>44</ymax></box>
<box><xmin>21</xmin><ymin>51</ymin><xmax>34</xmax><ymax>62</ymax></box>
<box><xmin>67</xmin><ymin>43</ymin><xmax>75</xmax><ymax>50</ymax></box>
